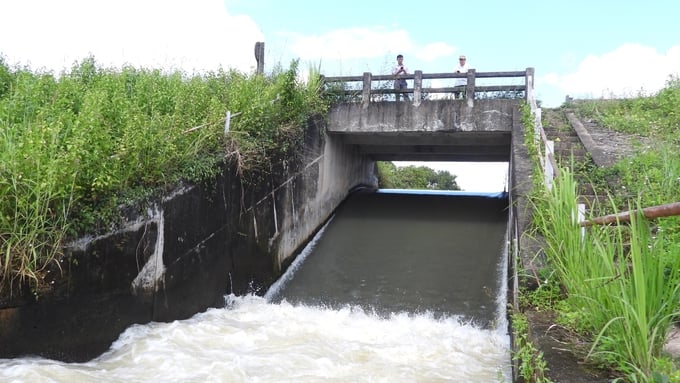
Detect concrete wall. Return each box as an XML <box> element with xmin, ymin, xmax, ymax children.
<box><xmin>0</xmin><ymin>116</ymin><xmax>376</xmax><ymax>362</ymax></box>
<box><xmin>328</xmin><ymin>99</ymin><xmax>519</xmax><ymax>134</ymax></box>
<box><xmin>327</xmin><ymin>99</ymin><xmax>520</xmax><ymax>162</ymax></box>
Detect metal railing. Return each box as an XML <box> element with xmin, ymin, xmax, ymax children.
<box><xmin>322</xmin><ymin>68</ymin><xmax>535</xmax><ymax>107</ymax></box>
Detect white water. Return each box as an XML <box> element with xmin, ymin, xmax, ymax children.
<box><xmin>0</xmin><ymin>295</ymin><xmax>510</xmax><ymax>382</ymax></box>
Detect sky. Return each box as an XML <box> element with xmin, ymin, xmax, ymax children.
<box><xmin>2</xmin><ymin>0</ymin><xmax>678</xmax><ymax>191</ymax></box>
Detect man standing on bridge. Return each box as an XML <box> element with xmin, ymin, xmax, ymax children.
<box><xmin>454</xmin><ymin>55</ymin><xmax>469</xmax><ymax>99</ymax></box>
<box><xmin>392</xmin><ymin>54</ymin><xmax>410</xmax><ymax>101</ymax></box>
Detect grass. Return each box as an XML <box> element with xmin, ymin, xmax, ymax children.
<box><xmin>518</xmin><ymin>75</ymin><xmax>680</xmax><ymax>382</ymax></box>
<box><xmin>0</xmin><ymin>54</ymin><xmax>327</xmax><ymax>294</ymax></box>
<box><xmin>531</xmin><ymin>170</ymin><xmax>680</xmax><ymax>380</ymax></box>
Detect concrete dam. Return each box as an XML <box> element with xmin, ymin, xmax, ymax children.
<box><xmin>0</xmin><ymin>68</ymin><xmax>539</xmax><ymax>381</ymax></box>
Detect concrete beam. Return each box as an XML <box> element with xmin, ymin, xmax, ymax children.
<box><xmin>328</xmin><ymin>98</ymin><xmax>519</xmax><ymax>162</ymax></box>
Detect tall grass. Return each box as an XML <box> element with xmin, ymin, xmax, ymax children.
<box><xmin>588</xmin><ymin>208</ymin><xmax>680</xmax><ymax>380</ymax></box>
<box><xmin>0</xmin><ymin>55</ymin><xmax>327</xmax><ymax>293</ymax></box>
<box><xmin>530</xmin><ymin>166</ymin><xmax>680</xmax><ymax>381</ymax></box>
<box><xmin>523</xmin><ymin>77</ymin><xmax>680</xmax><ymax>380</ymax></box>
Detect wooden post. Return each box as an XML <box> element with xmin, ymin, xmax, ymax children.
<box><xmin>413</xmin><ymin>70</ymin><xmax>422</xmax><ymax>106</ymax></box>
<box><xmin>254</xmin><ymin>42</ymin><xmax>265</xmax><ymax>74</ymax></box>
<box><xmin>362</xmin><ymin>72</ymin><xmax>371</xmax><ymax>108</ymax></box>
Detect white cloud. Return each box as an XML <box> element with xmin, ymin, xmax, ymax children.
<box><xmin>282</xmin><ymin>27</ymin><xmax>413</xmax><ymax>61</ymax></box>
<box><xmin>0</xmin><ymin>0</ymin><xmax>264</xmax><ymax>74</ymax></box>
<box><xmin>277</xmin><ymin>27</ymin><xmax>460</xmax><ymax>76</ymax></box>
<box><xmin>540</xmin><ymin>43</ymin><xmax>680</xmax><ymax>100</ymax></box>
<box><xmin>416</xmin><ymin>42</ymin><xmax>455</xmax><ymax>62</ymax></box>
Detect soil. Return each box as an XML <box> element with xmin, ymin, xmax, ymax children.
<box><xmin>522</xmin><ymin>107</ymin><xmax>675</xmax><ymax>383</ymax></box>
<box><xmin>524</xmin><ymin>309</ymin><xmax>613</xmax><ymax>382</ymax></box>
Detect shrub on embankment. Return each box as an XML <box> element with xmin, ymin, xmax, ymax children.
<box><xmin>519</xmin><ymin>76</ymin><xmax>680</xmax><ymax>382</ymax></box>
<box><xmin>0</xmin><ymin>55</ymin><xmax>327</xmax><ymax>296</ymax></box>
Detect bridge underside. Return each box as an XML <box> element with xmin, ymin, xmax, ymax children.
<box><xmin>327</xmin><ymin>99</ymin><xmax>520</xmax><ymax>163</ymax></box>
<box><xmin>337</xmin><ymin>131</ymin><xmax>511</xmax><ymax>162</ymax></box>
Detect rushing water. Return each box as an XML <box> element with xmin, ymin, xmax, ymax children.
<box><xmin>0</xmin><ymin>191</ymin><xmax>512</xmax><ymax>383</ymax></box>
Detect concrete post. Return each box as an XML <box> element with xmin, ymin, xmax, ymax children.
<box><xmin>465</xmin><ymin>69</ymin><xmax>476</xmax><ymax>107</ymax></box>
<box><xmin>362</xmin><ymin>72</ymin><xmax>372</xmax><ymax>108</ymax></box>
<box><xmin>254</xmin><ymin>42</ymin><xmax>265</xmax><ymax>74</ymax></box>
<box><xmin>413</xmin><ymin>70</ymin><xmax>422</xmax><ymax>106</ymax></box>
<box><xmin>544</xmin><ymin>140</ymin><xmax>554</xmax><ymax>191</ymax></box>
<box><xmin>525</xmin><ymin>67</ymin><xmax>535</xmax><ymax>102</ymax></box>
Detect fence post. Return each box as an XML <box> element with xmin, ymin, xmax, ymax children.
<box><xmin>465</xmin><ymin>69</ymin><xmax>476</xmax><ymax>107</ymax></box>
<box><xmin>254</xmin><ymin>42</ymin><xmax>264</xmax><ymax>74</ymax></box>
<box><xmin>413</xmin><ymin>70</ymin><xmax>422</xmax><ymax>106</ymax></box>
<box><xmin>362</xmin><ymin>72</ymin><xmax>372</xmax><ymax>108</ymax></box>
<box><xmin>578</xmin><ymin>203</ymin><xmax>586</xmax><ymax>239</ymax></box>
<box><xmin>544</xmin><ymin>139</ymin><xmax>554</xmax><ymax>190</ymax></box>
<box><xmin>224</xmin><ymin>110</ymin><xmax>231</xmax><ymax>136</ymax></box>
<box><xmin>525</xmin><ymin>67</ymin><xmax>535</xmax><ymax>102</ymax></box>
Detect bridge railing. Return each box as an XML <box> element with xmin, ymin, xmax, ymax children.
<box><xmin>322</xmin><ymin>68</ymin><xmax>534</xmax><ymax>107</ymax></box>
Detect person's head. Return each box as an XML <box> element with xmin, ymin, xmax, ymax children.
<box><xmin>397</xmin><ymin>54</ymin><xmax>403</xmax><ymax>63</ymax></box>
<box><xmin>459</xmin><ymin>55</ymin><xmax>466</xmax><ymax>65</ymax></box>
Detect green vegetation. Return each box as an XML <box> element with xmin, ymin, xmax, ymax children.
<box><xmin>575</xmin><ymin>76</ymin><xmax>680</xmax><ymax>221</ymax></box>
<box><xmin>376</xmin><ymin>161</ymin><xmax>461</xmax><ymax>190</ymax></box>
<box><xmin>0</xmin><ymin>54</ymin><xmax>327</xmax><ymax>294</ymax></box>
<box><xmin>533</xmin><ymin>171</ymin><xmax>680</xmax><ymax>380</ymax></box>
<box><xmin>512</xmin><ymin>312</ymin><xmax>553</xmax><ymax>383</ymax></box>
<box><xmin>517</xmin><ymin>76</ymin><xmax>680</xmax><ymax>382</ymax></box>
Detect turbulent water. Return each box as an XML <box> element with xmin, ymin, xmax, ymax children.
<box><xmin>0</xmin><ymin>191</ymin><xmax>512</xmax><ymax>382</ymax></box>
<box><xmin>0</xmin><ymin>295</ymin><xmax>510</xmax><ymax>382</ymax></box>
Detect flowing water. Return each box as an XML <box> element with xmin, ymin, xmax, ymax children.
<box><xmin>0</xmin><ymin>190</ymin><xmax>512</xmax><ymax>383</ymax></box>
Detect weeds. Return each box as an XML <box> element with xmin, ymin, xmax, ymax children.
<box><xmin>521</xmin><ymin>77</ymin><xmax>680</xmax><ymax>381</ymax></box>
<box><xmin>511</xmin><ymin>312</ymin><xmax>553</xmax><ymax>383</ymax></box>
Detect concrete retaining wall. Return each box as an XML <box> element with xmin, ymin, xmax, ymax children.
<box><xmin>0</xmin><ymin>116</ymin><xmax>376</xmax><ymax>362</ymax></box>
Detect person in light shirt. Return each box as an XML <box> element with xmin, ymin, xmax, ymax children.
<box><xmin>454</xmin><ymin>55</ymin><xmax>469</xmax><ymax>99</ymax></box>
<box><xmin>391</xmin><ymin>54</ymin><xmax>409</xmax><ymax>101</ymax></box>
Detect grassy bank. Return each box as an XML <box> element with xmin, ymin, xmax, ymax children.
<box><xmin>518</xmin><ymin>76</ymin><xmax>680</xmax><ymax>382</ymax></box>
<box><xmin>0</xmin><ymin>55</ymin><xmax>327</xmax><ymax>294</ymax></box>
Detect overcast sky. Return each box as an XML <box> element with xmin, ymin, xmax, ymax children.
<box><xmin>2</xmin><ymin>0</ymin><xmax>678</xmax><ymax>191</ymax></box>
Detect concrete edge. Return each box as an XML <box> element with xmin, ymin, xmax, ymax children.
<box><xmin>565</xmin><ymin>112</ymin><xmax>608</xmax><ymax>167</ymax></box>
